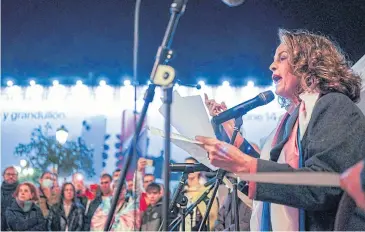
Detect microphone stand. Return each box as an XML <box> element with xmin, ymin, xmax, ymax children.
<box><xmin>169</xmin><ymin>183</ymin><xmax>215</xmax><ymax>231</ymax></box>
<box><xmin>103</xmin><ymin>1</ymin><xmax>188</xmax><ymax>231</ymax></box>
<box><xmin>198</xmin><ymin>117</ymin><xmax>243</xmax><ymax>231</ymax></box>
<box><xmin>169</xmin><ymin>172</ymin><xmax>188</xmax><ymax>212</ymax></box>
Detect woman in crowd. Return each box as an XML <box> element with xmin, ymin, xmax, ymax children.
<box><xmin>183</xmin><ymin>157</ymin><xmax>218</xmax><ymax>231</ymax></box>
<box><xmin>47</xmin><ymin>182</ymin><xmax>85</xmax><ymax>231</ymax></box>
<box><xmin>5</xmin><ymin>182</ymin><xmax>46</xmax><ymax>231</ymax></box>
<box><xmin>198</xmin><ymin>29</ymin><xmax>365</xmax><ymax>230</ymax></box>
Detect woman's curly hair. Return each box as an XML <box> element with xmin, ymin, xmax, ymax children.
<box><xmin>277</xmin><ymin>29</ymin><xmax>362</xmax><ymax>107</ymax></box>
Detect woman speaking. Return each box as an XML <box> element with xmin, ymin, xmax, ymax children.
<box><xmin>198</xmin><ymin>29</ymin><xmax>365</xmax><ymax>231</ymax></box>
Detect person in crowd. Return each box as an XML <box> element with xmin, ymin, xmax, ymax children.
<box><xmin>197</xmin><ymin>29</ymin><xmax>365</xmax><ymax>231</ymax></box>
<box><xmin>140</xmin><ymin>182</ymin><xmax>163</xmax><ymax>231</ymax></box>
<box><xmin>90</xmin><ymin>158</ymin><xmax>146</xmax><ymax>231</ymax></box>
<box><xmin>72</xmin><ymin>172</ymin><xmax>89</xmax><ymax>207</ymax></box>
<box><xmin>1</xmin><ymin>166</ymin><xmax>19</xmax><ymax>231</ymax></box>
<box><xmin>5</xmin><ymin>182</ymin><xmax>46</xmax><ymax>231</ymax></box>
<box><xmin>112</xmin><ymin>168</ymin><xmax>121</xmax><ymax>182</ymax></box>
<box><xmin>126</xmin><ymin>179</ymin><xmax>134</xmax><ymax>202</ymax></box>
<box><xmin>84</xmin><ymin>173</ymin><xmax>113</xmax><ymax>231</ymax></box>
<box><xmin>85</xmin><ymin>184</ymin><xmax>100</xmax><ymax>214</ymax></box>
<box><xmin>47</xmin><ymin>182</ymin><xmax>85</xmax><ymax>231</ymax></box>
<box><xmin>38</xmin><ymin>171</ymin><xmax>61</xmax><ymax>217</ymax></box>
<box><xmin>214</xmin><ymin>180</ymin><xmax>252</xmax><ymax>231</ymax></box>
<box><xmin>139</xmin><ymin>173</ymin><xmax>155</xmax><ymax>212</ymax></box>
<box><xmin>183</xmin><ymin>157</ymin><xmax>218</xmax><ymax>231</ymax></box>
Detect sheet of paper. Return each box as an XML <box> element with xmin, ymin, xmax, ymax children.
<box><xmin>157</xmin><ymin>91</ymin><xmax>218</xmax><ymax>170</ymax></box>
<box><xmin>149</xmin><ymin>127</ymin><xmax>202</xmax><ymax>145</ymax></box>
<box><xmin>148</xmin><ymin>127</ymin><xmax>218</xmax><ymax>171</ymax></box>
<box><xmin>228</xmin><ymin>172</ymin><xmax>340</xmax><ymax>187</ymax></box>
<box><xmin>159</xmin><ymin>92</ymin><xmax>216</xmax><ymax>139</ymax></box>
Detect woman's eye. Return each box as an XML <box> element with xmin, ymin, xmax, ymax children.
<box><xmin>279</xmin><ymin>56</ymin><xmax>287</xmax><ymax>61</ymax></box>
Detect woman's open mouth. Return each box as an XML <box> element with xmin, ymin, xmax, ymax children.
<box><xmin>272</xmin><ymin>75</ymin><xmax>282</xmax><ymax>84</ymax></box>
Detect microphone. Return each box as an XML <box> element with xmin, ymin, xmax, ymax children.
<box><xmin>222</xmin><ymin>0</ymin><xmax>245</xmax><ymax>7</ymax></box>
<box><xmin>212</xmin><ymin>90</ymin><xmax>275</xmax><ymax>125</ymax></box>
<box><xmin>204</xmin><ymin>177</ymin><xmax>217</xmax><ymax>187</ymax></box>
<box><xmin>170</xmin><ymin>163</ymin><xmax>211</xmax><ymax>173</ymax></box>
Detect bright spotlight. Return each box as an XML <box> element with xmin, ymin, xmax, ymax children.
<box><xmin>20</xmin><ymin>159</ymin><xmax>28</xmax><ymax>168</ymax></box>
<box><xmin>198</xmin><ymin>80</ymin><xmax>205</xmax><ymax>86</ymax></box>
<box><xmin>123</xmin><ymin>79</ymin><xmax>131</xmax><ymax>86</ymax></box>
<box><xmin>76</xmin><ymin>80</ymin><xmax>83</xmax><ymax>85</ymax></box>
<box><xmin>99</xmin><ymin>80</ymin><xmax>107</xmax><ymax>86</ymax></box>
<box><xmin>28</xmin><ymin>168</ymin><xmax>35</xmax><ymax>176</ymax></box>
<box><xmin>222</xmin><ymin>81</ymin><xmax>230</xmax><ymax>87</ymax></box>
<box><xmin>6</xmin><ymin>80</ymin><xmax>14</xmax><ymax>87</ymax></box>
<box><xmin>30</xmin><ymin>80</ymin><xmax>36</xmax><ymax>86</ymax></box>
<box><xmin>75</xmin><ymin>173</ymin><xmax>84</xmax><ymax>181</ymax></box>
<box><xmin>53</xmin><ymin>80</ymin><xmax>59</xmax><ymax>86</ymax></box>
<box><xmin>247</xmin><ymin>80</ymin><xmax>255</xmax><ymax>88</ymax></box>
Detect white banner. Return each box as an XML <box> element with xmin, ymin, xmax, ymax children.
<box><xmin>1</xmin><ymin>84</ymin><xmax>285</xmax><ymax>182</ymax></box>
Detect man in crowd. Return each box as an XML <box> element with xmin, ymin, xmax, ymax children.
<box><xmin>84</xmin><ymin>173</ymin><xmax>113</xmax><ymax>231</ymax></box>
<box><xmin>140</xmin><ymin>174</ymin><xmax>155</xmax><ymax>211</ymax></box>
<box><xmin>38</xmin><ymin>171</ymin><xmax>60</xmax><ymax>217</ymax></box>
<box><xmin>90</xmin><ymin>158</ymin><xmax>147</xmax><ymax>231</ymax></box>
<box><xmin>1</xmin><ymin>166</ymin><xmax>19</xmax><ymax>231</ymax></box>
<box><xmin>140</xmin><ymin>182</ymin><xmax>163</xmax><ymax>231</ymax></box>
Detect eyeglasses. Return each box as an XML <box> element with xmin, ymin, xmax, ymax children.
<box><xmin>5</xmin><ymin>173</ymin><xmax>18</xmax><ymax>177</ymax></box>
<box><xmin>100</xmin><ymin>181</ymin><xmax>110</xmax><ymax>185</ymax></box>
<box><xmin>143</xmin><ymin>180</ymin><xmax>153</xmax><ymax>183</ymax></box>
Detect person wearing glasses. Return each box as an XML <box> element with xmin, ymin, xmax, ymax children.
<box><xmin>1</xmin><ymin>166</ymin><xmax>19</xmax><ymax>231</ymax></box>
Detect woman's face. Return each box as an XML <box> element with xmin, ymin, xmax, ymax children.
<box><xmin>18</xmin><ymin>185</ymin><xmax>33</xmax><ymax>201</ymax></box>
<box><xmin>63</xmin><ymin>184</ymin><xmax>74</xmax><ymax>201</ymax></box>
<box><xmin>269</xmin><ymin>43</ymin><xmax>299</xmax><ymax>101</ymax></box>
<box><xmin>185</xmin><ymin>159</ymin><xmax>200</xmax><ymax>180</ymax></box>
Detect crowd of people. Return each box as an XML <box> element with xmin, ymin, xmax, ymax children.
<box><xmin>1</xmin><ymin>156</ymin><xmax>249</xmax><ymax>231</ymax></box>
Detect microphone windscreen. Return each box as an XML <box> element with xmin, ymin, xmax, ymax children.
<box><xmin>222</xmin><ymin>0</ymin><xmax>245</xmax><ymax>7</ymax></box>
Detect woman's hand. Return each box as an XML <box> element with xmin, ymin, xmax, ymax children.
<box><xmin>196</xmin><ymin>136</ymin><xmax>255</xmax><ymax>173</ymax></box>
<box><xmin>340</xmin><ymin>160</ymin><xmax>365</xmax><ymax>210</ymax></box>
<box><xmin>204</xmin><ymin>93</ymin><xmax>227</xmax><ymax>117</ymax></box>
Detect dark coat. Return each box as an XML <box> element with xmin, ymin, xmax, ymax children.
<box><xmin>334</xmin><ymin>193</ymin><xmax>365</xmax><ymax>231</ymax></box>
<box><xmin>252</xmin><ymin>93</ymin><xmax>365</xmax><ymax>231</ymax></box>
<box><xmin>5</xmin><ymin>200</ymin><xmax>47</xmax><ymax>231</ymax></box>
<box><xmin>214</xmin><ymin>185</ymin><xmax>251</xmax><ymax>231</ymax></box>
<box><xmin>141</xmin><ymin>199</ymin><xmax>163</xmax><ymax>231</ymax></box>
<box><xmin>83</xmin><ymin>194</ymin><xmax>102</xmax><ymax>231</ymax></box>
<box><xmin>1</xmin><ymin>181</ymin><xmax>17</xmax><ymax>231</ymax></box>
<box><xmin>47</xmin><ymin>201</ymin><xmax>85</xmax><ymax>231</ymax></box>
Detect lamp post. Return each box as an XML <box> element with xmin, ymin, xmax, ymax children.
<box><xmin>55</xmin><ymin>125</ymin><xmax>69</xmax><ymax>174</ymax></box>
<box><xmin>56</xmin><ymin>125</ymin><xmax>69</xmax><ymax>145</ymax></box>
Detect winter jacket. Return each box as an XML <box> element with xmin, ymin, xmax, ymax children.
<box><xmin>47</xmin><ymin>201</ymin><xmax>85</xmax><ymax>231</ymax></box>
<box><xmin>5</xmin><ymin>200</ymin><xmax>47</xmax><ymax>231</ymax></box>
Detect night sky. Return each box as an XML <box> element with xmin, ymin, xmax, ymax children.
<box><xmin>2</xmin><ymin>0</ymin><xmax>365</xmax><ymax>86</ymax></box>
